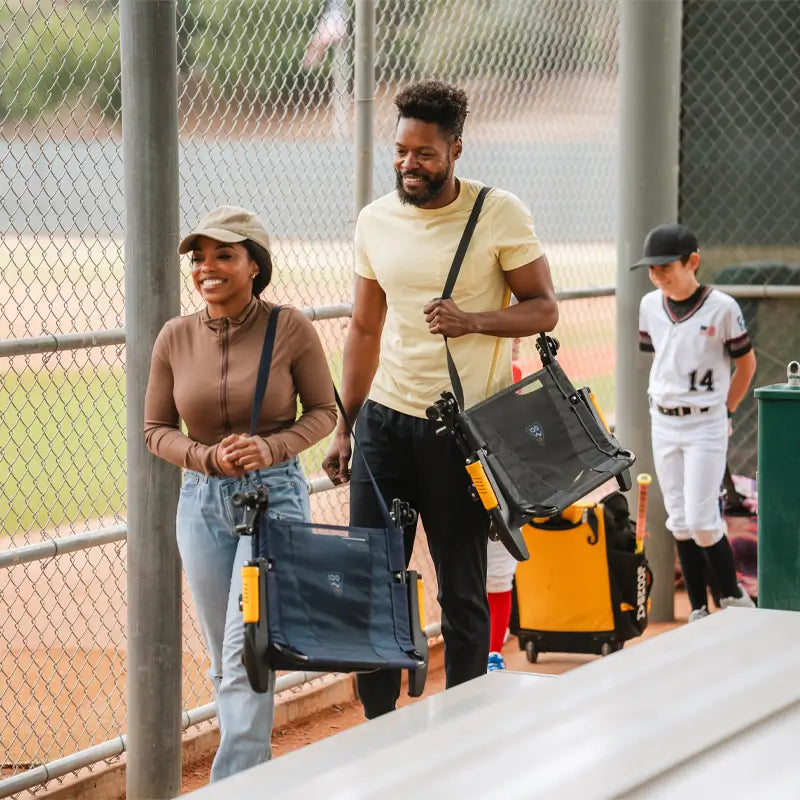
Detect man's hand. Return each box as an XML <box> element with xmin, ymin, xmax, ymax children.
<box><xmin>322</xmin><ymin>431</ymin><xmax>353</xmax><ymax>485</ymax></box>
<box><xmin>423</xmin><ymin>298</ymin><xmax>475</xmax><ymax>337</ymax></box>
<box><xmin>220</xmin><ymin>434</ymin><xmax>275</xmax><ymax>473</ymax></box>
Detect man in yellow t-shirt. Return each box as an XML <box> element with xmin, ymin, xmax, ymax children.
<box><xmin>322</xmin><ymin>80</ymin><xmax>558</xmax><ymax>719</ymax></box>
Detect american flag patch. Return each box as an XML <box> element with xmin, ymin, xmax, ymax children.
<box><xmin>700</xmin><ymin>325</ymin><xmax>716</xmax><ymax>336</ymax></box>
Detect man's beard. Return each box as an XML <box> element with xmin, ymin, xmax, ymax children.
<box><xmin>395</xmin><ymin>163</ymin><xmax>450</xmax><ymax>207</ymax></box>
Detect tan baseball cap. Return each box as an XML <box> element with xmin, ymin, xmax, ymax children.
<box><xmin>178</xmin><ymin>206</ymin><xmax>271</xmax><ymax>255</ymax></box>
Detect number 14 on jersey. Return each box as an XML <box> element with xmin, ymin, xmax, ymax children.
<box><xmin>689</xmin><ymin>369</ymin><xmax>714</xmax><ymax>392</ymax></box>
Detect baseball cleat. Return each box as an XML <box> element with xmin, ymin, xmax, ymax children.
<box><xmin>688</xmin><ymin>606</ymin><xmax>709</xmax><ymax>622</ymax></box>
<box><xmin>720</xmin><ymin>584</ymin><xmax>756</xmax><ymax>609</ymax></box>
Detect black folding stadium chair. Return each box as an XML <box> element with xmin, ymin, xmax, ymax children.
<box><xmin>235</xmin><ymin>485</ymin><xmax>428</xmax><ymax>697</ymax></box>
<box><xmin>427</xmin><ymin>333</ymin><xmax>635</xmax><ymax>561</ymax></box>
<box><xmin>234</xmin><ymin>305</ymin><xmax>427</xmax><ymax>696</ymax></box>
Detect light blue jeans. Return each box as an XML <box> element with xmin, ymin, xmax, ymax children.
<box><xmin>176</xmin><ymin>457</ymin><xmax>311</xmax><ymax>782</ymax></box>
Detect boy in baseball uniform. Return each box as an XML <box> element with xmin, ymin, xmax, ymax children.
<box><xmin>635</xmin><ymin>223</ymin><xmax>757</xmax><ymax>621</ymax></box>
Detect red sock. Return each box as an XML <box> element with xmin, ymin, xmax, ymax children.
<box><xmin>488</xmin><ymin>591</ymin><xmax>512</xmax><ymax>653</ymax></box>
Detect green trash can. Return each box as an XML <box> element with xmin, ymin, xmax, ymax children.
<box><xmin>714</xmin><ymin>262</ymin><xmax>800</xmax><ymax>477</ymax></box>
<box><xmin>755</xmin><ymin>361</ymin><xmax>800</xmax><ymax>610</ymax></box>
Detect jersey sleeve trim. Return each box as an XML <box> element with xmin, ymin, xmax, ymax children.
<box><xmin>727</xmin><ymin>331</ymin><xmax>753</xmax><ymax>359</ymax></box>
<box><xmin>638</xmin><ymin>330</ymin><xmax>654</xmax><ymax>352</ymax></box>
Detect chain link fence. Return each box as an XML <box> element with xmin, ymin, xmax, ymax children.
<box><xmin>370</xmin><ymin>0</ymin><xmax>619</xmax><ymax>408</ymax></box>
<box><xmin>0</xmin><ymin>0</ymin><xmax>621</xmax><ymax>795</ymax></box>
<box><xmin>1</xmin><ymin>1</ymin><xmax>129</xmax><ymax>793</ymax></box>
<box><xmin>680</xmin><ymin>0</ymin><xmax>800</xmax><ymax>479</ymax></box>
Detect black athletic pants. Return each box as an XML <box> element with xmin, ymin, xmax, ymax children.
<box><xmin>349</xmin><ymin>400</ymin><xmax>491</xmax><ymax>719</ymax></box>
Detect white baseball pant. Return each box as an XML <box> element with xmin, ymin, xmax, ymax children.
<box><xmin>650</xmin><ymin>406</ymin><xmax>728</xmax><ymax>547</ymax></box>
<box><xmin>487</xmin><ymin>537</ymin><xmax>518</xmax><ymax>593</ymax></box>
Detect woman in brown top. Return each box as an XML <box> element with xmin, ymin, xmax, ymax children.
<box><xmin>144</xmin><ymin>206</ymin><xmax>336</xmax><ymax>782</ymax></box>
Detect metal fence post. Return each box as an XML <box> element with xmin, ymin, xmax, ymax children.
<box><xmin>354</xmin><ymin>0</ymin><xmax>375</xmax><ymax>214</ymax></box>
<box><xmin>121</xmin><ymin>1</ymin><xmax>182</xmax><ymax>797</ymax></box>
<box><xmin>616</xmin><ymin>0</ymin><xmax>683</xmax><ymax>622</ymax></box>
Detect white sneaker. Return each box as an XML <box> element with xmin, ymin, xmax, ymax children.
<box><xmin>688</xmin><ymin>606</ymin><xmax>709</xmax><ymax>622</ymax></box>
<box><xmin>720</xmin><ymin>584</ymin><xmax>756</xmax><ymax>609</ymax></box>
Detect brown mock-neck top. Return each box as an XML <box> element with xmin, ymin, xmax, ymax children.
<box><xmin>144</xmin><ymin>298</ymin><xmax>337</xmax><ymax>475</ymax></box>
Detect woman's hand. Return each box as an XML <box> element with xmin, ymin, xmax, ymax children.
<box><xmin>222</xmin><ymin>434</ymin><xmax>275</xmax><ymax>473</ymax></box>
<box><xmin>215</xmin><ymin>434</ymin><xmax>245</xmax><ymax>477</ymax></box>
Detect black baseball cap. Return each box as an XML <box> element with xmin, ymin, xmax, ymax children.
<box><xmin>631</xmin><ymin>223</ymin><xmax>699</xmax><ymax>269</ymax></box>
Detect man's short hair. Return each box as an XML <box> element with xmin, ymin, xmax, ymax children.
<box><xmin>394</xmin><ymin>80</ymin><xmax>469</xmax><ymax>140</ymax></box>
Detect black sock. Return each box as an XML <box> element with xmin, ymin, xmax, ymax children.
<box><xmin>675</xmin><ymin>538</ymin><xmax>709</xmax><ymax>611</ymax></box>
<box><xmin>702</xmin><ymin>536</ymin><xmax>741</xmax><ymax>598</ymax></box>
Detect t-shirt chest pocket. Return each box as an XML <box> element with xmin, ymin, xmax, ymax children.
<box><xmin>382</xmin><ymin>250</ymin><xmax>454</xmax><ymax>295</ymax></box>
<box><xmin>453</xmin><ymin>243</ymin><xmax>495</xmax><ymax>292</ymax></box>
<box><xmin>431</xmin><ymin>245</ymin><xmax>495</xmax><ymax>298</ymax></box>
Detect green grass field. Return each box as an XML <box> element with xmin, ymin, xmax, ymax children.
<box><xmin>0</xmin><ymin>361</ymin><xmax>345</xmax><ymax>543</ymax></box>
<box><xmin>0</xmin><ymin>367</ymin><xmax>126</xmax><ymax>539</ymax></box>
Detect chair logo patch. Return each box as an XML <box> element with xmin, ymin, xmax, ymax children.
<box><xmin>327</xmin><ymin>572</ymin><xmax>343</xmax><ymax>596</ymax></box>
<box><xmin>526</xmin><ymin>422</ymin><xmax>545</xmax><ymax>446</ymax></box>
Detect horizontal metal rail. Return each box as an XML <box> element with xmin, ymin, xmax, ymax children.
<box><xmin>0</xmin><ymin>622</ymin><xmax>442</xmax><ymax>798</ymax></box>
<box><xmin>0</xmin><ymin>525</ymin><xmax>127</xmax><ymax>569</ymax></box>
<box><xmin>0</xmin><ymin>328</ymin><xmax>127</xmax><ymax>357</ymax></box>
<box><xmin>0</xmin><ymin>479</ymin><xmax>338</xmax><ymax>570</ymax></box>
<box><xmin>0</xmin><ymin>288</ymin><xmax>648</xmax><ymax>359</ymax></box>
<box><xmin>553</xmin><ymin>284</ymin><xmax>800</xmax><ymax>300</ymax></box>
<box><xmin>2</xmin><ymin>286</ymin><xmax>798</xmax><ymax>360</ymax></box>
<box><xmin>302</xmin><ymin>302</ymin><xmax>353</xmax><ymax>320</ymax></box>
<box><xmin>555</xmin><ymin>285</ymin><xmax>615</xmax><ymax>300</ymax></box>
<box><xmin>709</xmin><ymin>283</ymin><xmax>800</xmax><ymax>299</ymax></box>
<box><xmin>0</xmin><ymin>303</ymin><xmax>355</xmax><ymax>358</ymax></box>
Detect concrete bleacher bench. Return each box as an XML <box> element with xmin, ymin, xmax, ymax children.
<box><xmin>185</xmin><ymin>608</ymin><xmax>800</xmax><ymax>798</ymax></box>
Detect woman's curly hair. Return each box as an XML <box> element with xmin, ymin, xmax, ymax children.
<box><xmin>393</xmin><ymin>80</ymin><xmax>469</xmax><ymax>140</ymax></box>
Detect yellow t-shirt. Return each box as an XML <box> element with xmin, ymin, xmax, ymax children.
<box><xmin>354</xmin><ymin>178</ymin><xmax>544</xmax><ymax>418</ymax></box>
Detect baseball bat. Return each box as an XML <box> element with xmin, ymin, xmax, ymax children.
<box><xmin>635</xmin><ymin>473</ymin><xmax>652</xmax><ymax>553</ymax></box>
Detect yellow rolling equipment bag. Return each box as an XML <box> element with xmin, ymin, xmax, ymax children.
<box><xmin>511</xmin><ymin>493</ymin><xmax>652</xmax><ymax>662</ymax></box>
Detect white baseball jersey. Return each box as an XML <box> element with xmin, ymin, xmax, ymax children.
<box><xmin>638</xmin><ymin>286</ymin><xmax>751</xmax><ymax>409</ymax></box>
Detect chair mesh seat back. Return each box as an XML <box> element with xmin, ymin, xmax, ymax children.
<box><xmin>460</xmin><ymin>362</ymin><xmax>633</xmax><ymax>519</ymax></box>
<box><xmin>261</xmin><ymin>519</ymin><xmax>420</xmax><ymax>672</ymax></box>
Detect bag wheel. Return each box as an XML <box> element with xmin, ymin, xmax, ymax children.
<box><xmin>599</xmin><ymin>639</ymin><xmax>623</xmax><ymax>657</ymax></box>
<box><xmin>525</xmin><ymin>639</ymin><xmax>539</xmax><ymax>663</ymax></box>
